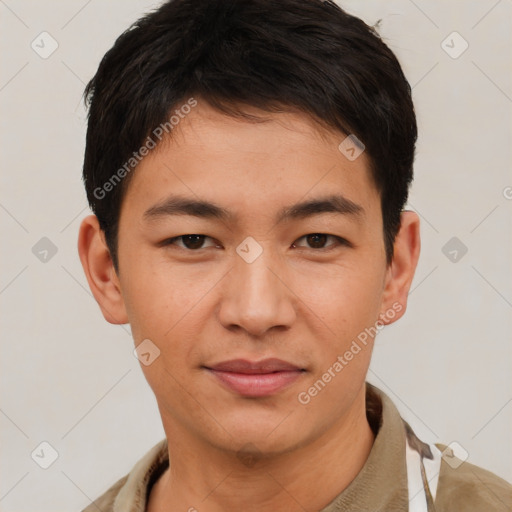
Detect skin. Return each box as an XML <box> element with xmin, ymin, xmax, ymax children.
<box><xmin>78</xmin><ymin>100</ymin><xmax>420</xmax><ymax>512</ymax></box>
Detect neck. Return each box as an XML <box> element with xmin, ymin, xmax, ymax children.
<box><xmin>148</xmin><ymin>388</ymin><xmax>375</xmax><ymax>512</ymax></box>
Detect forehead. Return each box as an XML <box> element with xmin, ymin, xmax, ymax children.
<box><xmin>120</xmin><ymin>101</ymin><xmax>380</xmax><ymax>222</ymax></box>
<box><xmin>165</xmin><ymin>101</ymin><xmax>340</xmax><ymax>152</ymax></box>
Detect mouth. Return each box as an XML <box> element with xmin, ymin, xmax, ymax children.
<box><xmin>203</xmin><ymin>358</ymin><xmax>306</xmax><ymax>397</ymax></box>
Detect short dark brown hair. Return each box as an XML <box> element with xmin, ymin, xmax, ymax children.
<box><xmin>83</xmin><ymin>0</ymin><xmax>417</xmax><ymax>268</ymax></box>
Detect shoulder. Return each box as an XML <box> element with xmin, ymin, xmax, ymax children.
<box><xmin>82</xmin><ymin>474</ymin><xmax>129</xmax><ymax>512</ymax></box>
<box><xmin>435</xmin><ymin>443</ymin><xmax>512</xmax><ymax>511</ymax></box>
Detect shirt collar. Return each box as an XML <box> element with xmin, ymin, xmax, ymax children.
<box><xmin>113</xmin><ymin>382</ymin><xmax>409</xmax><ymax>512</ymax></box>
<box><xmin>114</xmin><ymin>437</ymin><xmax>169</xmax><ymax>511</ymax></box>
<box><xmin>320</xmin><ymin>382</ymin><xmax>409</xmax><ymax>511</ymax></box>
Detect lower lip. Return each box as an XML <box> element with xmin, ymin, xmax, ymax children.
<box><xmin>207</xmin><ymin>369</ymin><xmax>303</xmax><ymax>397</ymax></box>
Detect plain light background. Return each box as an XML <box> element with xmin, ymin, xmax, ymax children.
<box><xmin>0</xmin><ymin>0</ymin><xmax>511</xmax><ymax>510</ymax></box>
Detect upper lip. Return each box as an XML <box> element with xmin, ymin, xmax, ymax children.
<box><xmin>206</xmin><ymin>358</ymin><xmax>303</xmax><ymax>374</ymax></box>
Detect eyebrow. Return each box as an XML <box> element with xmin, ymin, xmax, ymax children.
<box><xmin>143</xmin><ymin>194</ymin><xmax>364</xmax><ymax>223</ymax></box>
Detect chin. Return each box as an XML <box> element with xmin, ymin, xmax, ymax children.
<box><xmin>209</xmin><ymin>409</ymin><xmax>310</xmax><ymax>457</ymax></box>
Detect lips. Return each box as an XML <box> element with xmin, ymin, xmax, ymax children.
<box><xmin>205</xmin><ymin>358</ymin><xmax>305</xmax><ymax>397</ymax></box>
<box><xmin>209</xmin><ymin>358</ymin><xmax>302</xmax><ymax>373</ymax></box>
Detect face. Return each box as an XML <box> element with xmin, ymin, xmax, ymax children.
<box><xmin>83</xmin><ymin>101</ymin><xmax>417</xmax><ymax>457</ymax></box>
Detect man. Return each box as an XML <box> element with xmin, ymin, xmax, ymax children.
<box><xmin>78</xmin><ymin>0</ymin><xmax>512</xmax><ymax>510</ymax></box>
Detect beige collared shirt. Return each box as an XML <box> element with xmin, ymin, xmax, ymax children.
<box><xmin>83</xmin><ymin>383</ymin><xmax>512</xmax><ymax>511</ymax></box>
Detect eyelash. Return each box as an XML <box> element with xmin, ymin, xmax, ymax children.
<box><xmin>161</xmin><ymin>233</ymin><xmax>351</xmax><ymax>251</ymax></box>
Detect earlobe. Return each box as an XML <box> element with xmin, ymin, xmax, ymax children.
<box><xmin>77</xmin><ymin>215</ymin><xmax>128</xmax><ymax>324</ymax></box>
<box><xmin>379</xmin><ymin>211</ymin><xmax>421</xmax><ymax>325</ymax></box>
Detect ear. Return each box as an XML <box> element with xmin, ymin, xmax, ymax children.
<box><xmin>379</xmin><ymin>211</ymin><xmax>420</xmax><ymax>325</ymax></box>
<box><xmin>77</xmin><ymin>215</ymin><xmax>128</xmax><ymax>324</ymax></box>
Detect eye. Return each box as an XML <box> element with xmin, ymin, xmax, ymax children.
<box><xmin>292</xmin><ymin>233</ymin><xmax>349</xmax><ymax>250</ymax></box>
<box><xmin>163</xmin><ymin>234</ymin><xmax>218</xmax><ymax>250</ymax></box>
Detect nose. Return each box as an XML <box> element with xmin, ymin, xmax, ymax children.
<box><xmin>217</xmin><ymin>249</ymin><xmax>296</xmax><ymax>337</ymax></box>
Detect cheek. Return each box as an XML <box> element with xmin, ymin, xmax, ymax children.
<box><xmin>120</xmin><ymin>257</ymin><xmax>227</xmax><ymax>353</ymax></box>
<box><xmin>291</xmin><ymin>261</ymin><xmax>385</xmax><ymax>340</ymax></box>
<box><xmin>120</xmin><ymin>263</ymin><xmax>190</xmax><ymax>340</ymax></box>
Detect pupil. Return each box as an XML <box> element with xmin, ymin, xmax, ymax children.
<box><xmin>307</xmin><ymin>234</ymin><xmax>327</xmax><ymax>248</ymax></box>
<box><xmin>183</xmin><ymin>235</ymin><xmax>204</xmax><ymax>249</ymax></box>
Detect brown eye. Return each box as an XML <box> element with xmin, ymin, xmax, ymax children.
<box><xmin>163</xmin><ymin>234</ymin><xmax>217</xmax><ymax>250</ymax></box>
<box><xmin>293</xmin><ymin>233</ymin><xmax>345</xmax><ymax>250</ymax></box>
<box><xmin>306</xmin><ymin>233</ymin><xmax>328</xmax><ymax>248</ymax></box>
<box><xmin>181</xmin><ymin>235</ymin><xmax>206</xmax><ymax>249</ymax></box>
